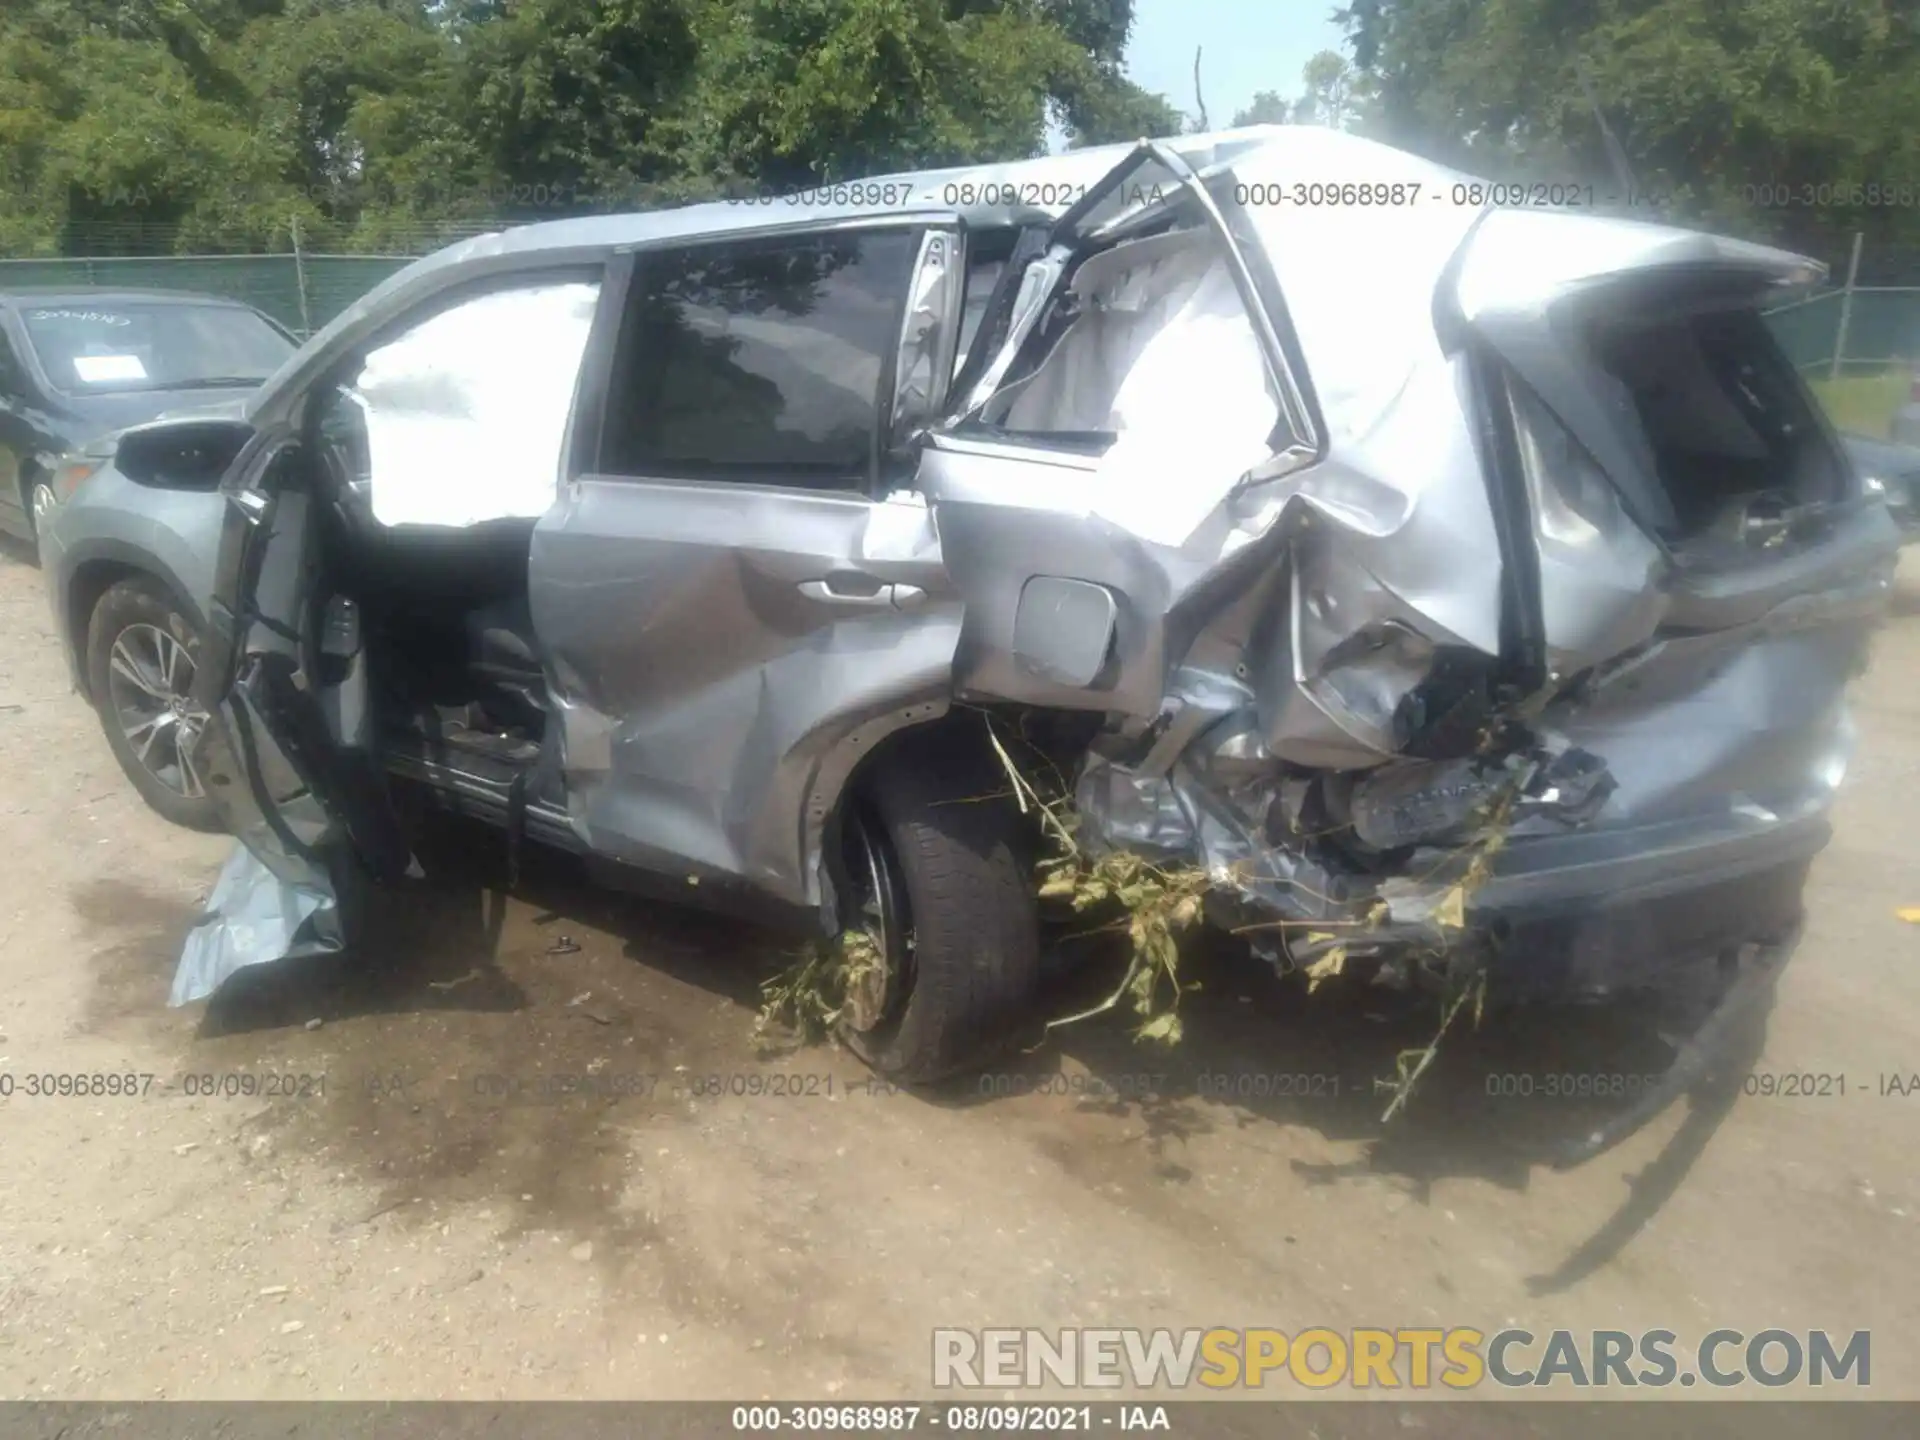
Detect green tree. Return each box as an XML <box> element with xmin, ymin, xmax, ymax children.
<box><xmin>1338</xmin><ymin>0</ymin><xmax>1920</xmax><ymax>255</ymax></box>
<box><xmin>0</xmin><ymin>0</ymin><xmax>1184</xmax><ymax>257</ymax></box>
<box><xmin>676</xmin><ymin>0</ymin><xmax>1076</xmax><ymax>189</ymax></box>
<box><xmin>246</xmin><ymin>1</ymin><xmax>486</xmax><ymax>244</ymax></box>
<box><xmin>0</xmin><ymin>0</ymin><xmax>278</xmax><ymax>254</ymax></box>
<box><xmin>1035</xmin><ymin>0</ymin><xmax>1180</xmax><ymax>146</ymax></box>
<box><xmin>1231</xmin><ymin>90</ymin><xmax>1294</xmax><ymax>128</ymax></box>
<box><xmin>1231</xmin><ymin>52</ymin><xmax>1365</xmax><ymax>131</ymax></box>
<box><xmin>1294</xmin><ymin>49</ymin><xmax>1359</xmax><ymax>128</ymax></box>
<box><xmin>462</xmin><ymin>0</ymin><xmax>700</xmax><ymax>206</ymax></box>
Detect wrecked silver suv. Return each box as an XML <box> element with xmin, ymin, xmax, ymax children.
<box><xmin>151</xmin><ymin>127</ymin><xmax>1895</xmax><ymax>1090</ymax></box>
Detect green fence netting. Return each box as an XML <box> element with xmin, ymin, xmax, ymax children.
<box><xmin>1766</xmin><ymin>289</ymin><xmax>1920</xmax><ymax>373</ymax></box>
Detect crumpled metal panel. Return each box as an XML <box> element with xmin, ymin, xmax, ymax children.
<box><xmin>169</xmin><ymin>687</ymin><xmax>347</xmax><ymax>1005</ymax></box>
<box><xmin>171</xmin><ymin>838</ymin><xmax>343</xmax><ymax>1006</ymax></box>
<box><xmin>529</xmin><ymin>482</ymin><xmax>958</xmax><ymax>912</ymax></box>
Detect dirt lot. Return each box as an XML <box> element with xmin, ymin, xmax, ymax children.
<box><xmin>1</xmin><ymin>538</ymin><xmax>1917</xmax><ymax>1404</ymax></box>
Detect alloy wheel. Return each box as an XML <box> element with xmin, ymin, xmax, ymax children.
<box><xmin>104</xmin><ymin>622</ymin><xmax>210</xmax><ymax>800</ymax></box>
<box><xmin>840</xmin><ymin>806</ymin><xmax>915</xmax><ymax>1034</ymax></box>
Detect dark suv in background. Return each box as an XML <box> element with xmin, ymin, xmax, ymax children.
<box><xmin>0</xmin><ymin>288</ymin><xmax>294</xmax><ymax>542</ymax></box>
<box><xmin>2</xmin><ymin>289</ymin><xmax>296</xmax><ymax>829</ymax></box>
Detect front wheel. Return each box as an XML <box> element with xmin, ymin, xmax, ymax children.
<box><xmin>85</xmin><ymin>578</ymin><xmax>225</xmax><ymax>833</ymax></box>
<box><xmin>836</xmin><ymin>746</ymin><xmax>1042</xmax><ymax>1085</ymax></box>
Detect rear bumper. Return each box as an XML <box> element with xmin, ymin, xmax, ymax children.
<box><xmin>1469</xmin><ymin>801</ymin><xmax>1829</xmax><ymax>923</ymax></box>
<box><xmin>1347</xmin><ymin>794</ymin><xmax>1832</xmax><ymax>1003</ymax></box>
<box><xmin>1470</xmin><ymin>817</ymin><xmax>1824</xmax><ymax>1002</ymax></box>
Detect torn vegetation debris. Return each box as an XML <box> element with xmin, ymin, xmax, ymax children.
<box><xmin>756</xmin><ymin>930</ymin><xmax>886</xmax><ymax>1049</ymax></box>
<box><xmin>992</xmin><ymin>716</ymin><xmax>1211</xmax><ymax>1049</ymax></box>
<box><xmin>1006</xmin><ymin>708</ymin><xmax>1527</xmax><ymax>1121</ymax></box>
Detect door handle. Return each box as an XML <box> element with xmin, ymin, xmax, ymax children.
<box><xmin>798</xmin><ymin>578</ymin><xmax>895</xmax><ymax>607</ymax></box>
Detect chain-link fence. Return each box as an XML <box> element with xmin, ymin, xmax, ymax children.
<box><xmin>1763</xmin><ymin>236</ymin><xmax>1920</xmax><ymax>439</ymax></box>
<box><xmin>1769</xmin><ymin>288</ymin><xmax>1920</xmax><ymax>378</ymax></box>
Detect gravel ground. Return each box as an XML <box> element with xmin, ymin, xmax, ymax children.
<box><xmin>0</xmin><ymin>539</ymin><xmax>1916</xmax><ymax>1403</ymax></box>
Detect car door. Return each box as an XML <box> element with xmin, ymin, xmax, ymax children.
<box><xmin>527</xmin><ymin>218</ymin><xmax>967</xmax><ymax>915</ymax></box>
<box><xmin>179</xmin><ymin>268</ymin><xmax>610</xmax><ymax>1001</ymax></box>
<box><xmin>192</xmin><ymin>431</ymin><xmax>415</xmax><ymax>885</ymax></box>
<box><xmin>195</xmin><ymin>273</ymin><xmax>607</xmax><ymax>891</ymax></box>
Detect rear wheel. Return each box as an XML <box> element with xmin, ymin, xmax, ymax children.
<box><xmin>85</xmin><ymin>578</ymin><xmax>224</xmax><ymax>833</ymax></box>
<box><xmin>836</xmin><ymin>746</ymin><xmax>1041</xmax><ymax>1085</ymax></box>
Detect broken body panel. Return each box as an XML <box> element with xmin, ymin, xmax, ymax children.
<box><xmin>177</xmin><ymin>126</ymin><xmax>1896</xmax><ymax>1010</ymax></box>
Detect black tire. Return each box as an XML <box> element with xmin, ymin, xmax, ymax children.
<box><xmin>838</xmin><ymin>744</ymin><xmax>1042</xmax><ymax>1085</ymax></box>
<box><xmin>85</xmin><ymin>577</ymin><xmax>225</xmax><ymax>833</ymax></box>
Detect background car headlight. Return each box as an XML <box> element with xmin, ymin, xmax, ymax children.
<box><xmin>46</xmin><ymin>455</ymin><xmax>102</xmax><ymax>507</ymax></box>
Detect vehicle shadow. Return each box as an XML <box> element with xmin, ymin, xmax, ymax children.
<box><xmin>194</xmin><ymin>808</ymin><xmax>789</xmax><ymax>1037</ymax></box>
<box><xmin>965</xmin><ymin>927</ymin><xmax>1776</xmax><ymax>1297</ymax></box>
<box><xmin>194</xmin><ymin>816</ymin><xmax>542</xmax><ymax>1035</ymax></box>
<box><xmin>176</xmin><ymin>810</ymin><xmax>1771</xmax><ymax>1294</ymax></box>
<box><xmin>0</xmin><ymin>531</ymin><xmax>39</xmax><ymax>567</ymax></box>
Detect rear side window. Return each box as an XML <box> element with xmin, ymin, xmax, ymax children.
<box><xmin>600</xmin><ymin>229</ymin><xmax>918</xmax><ymax>488</ymax></box>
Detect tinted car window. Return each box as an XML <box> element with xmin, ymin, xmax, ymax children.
<box><xmin>603</xmin><ymin>229</ymin><xmax>918</xmax><ymax>486</ymax></box>
<box><xmin>20</xmin><ymin>302</ymin><xmax>293</xmax><ymax>394</ymax></box>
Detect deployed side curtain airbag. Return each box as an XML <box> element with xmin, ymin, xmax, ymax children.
<box><xmin>997</xmin><ymin>232</ymin><xmax>1278</xmax><ymax>547</ymax></box>
<box><xmin>358</xmin><ymin>281</ymin><xmax>600</xmax><ymax>528</ymax></box>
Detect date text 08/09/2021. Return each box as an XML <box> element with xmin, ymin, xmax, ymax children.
<box><xmin>723</xmin><ymin>177</ymin><xmax>1920</xmax><ymax>211</ymax></box>
<box><xmin>4</xmin><ymin>1069</ymin><xmax>1918</xmax><ymax>1102</ymax></box>
<box><xmin>722</xmin><ymin>179</ymin><xmax>1643</xmax><ymax>211</ymax></box>
<box><xmin>730</xmin><ymin>1405</ymin><xmax>1165</xmax><ymax>1434</ymax></box>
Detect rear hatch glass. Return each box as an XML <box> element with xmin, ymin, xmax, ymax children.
<box><xmin>1588</xmin><ymin>299</ymin><xmax>1847</xmax><ymax>542</ymax></box>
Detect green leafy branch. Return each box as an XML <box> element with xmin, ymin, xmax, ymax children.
<box><xmin>754</xmin><ymin>928</ymin><xmax>883</xmax><ymax>1047</ymax></box>
<box><xmin>985</xmin><ymin>718</ymin><xmax>1211</xmax><ymax>1047</ymax></box>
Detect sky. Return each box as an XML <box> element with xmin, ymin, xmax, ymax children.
<box><xmin>1124</xmin><ymin>0</ymin><xmax>1349</xmax><ymax>128</ymax></box>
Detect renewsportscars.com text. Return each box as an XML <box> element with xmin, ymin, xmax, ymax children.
<box><xmin>931</xmin><ymin>1326</ymin><xmax>1871</xmax><ymax>1390</ymax></box>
